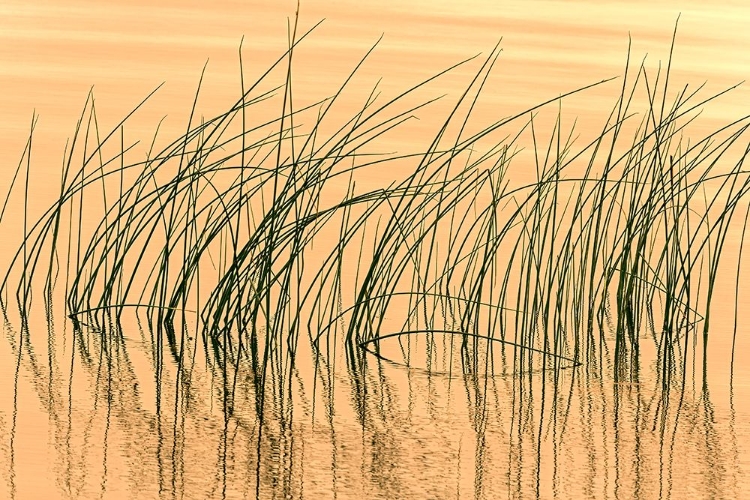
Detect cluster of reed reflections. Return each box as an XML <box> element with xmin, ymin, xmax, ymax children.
<box><xmin>1</xmin><ymin>19</ymin><xmax>749</xmax><ymax>498</ymax></box>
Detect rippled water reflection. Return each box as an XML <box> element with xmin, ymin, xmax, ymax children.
<box><xmin>1</xmin><ymin>300</ymin><xmax>748</xmax><ymax>498</ymax></box>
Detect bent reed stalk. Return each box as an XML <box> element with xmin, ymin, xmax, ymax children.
<box><xmin>1</xmin><ymin>22</ymin><xmax>749</xmax><ymax>400</ymax></box>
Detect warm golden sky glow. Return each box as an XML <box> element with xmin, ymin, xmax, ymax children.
<box><xmin>2</xmin><ymin>1</ymin><xmax>749</xmax><ymax>166</ymax></box>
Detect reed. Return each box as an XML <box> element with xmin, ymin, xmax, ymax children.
<box><xmin>2</xmin><ymin>21</ymin><xmax>749</xmax><ymax>415</ymax></box>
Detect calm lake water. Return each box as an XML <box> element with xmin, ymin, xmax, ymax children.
<box><xmin>1</xmin><ymin>1</ymin><xmax>750</xmax><ymax>498</ymax></box>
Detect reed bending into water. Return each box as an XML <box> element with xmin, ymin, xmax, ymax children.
<box><xmin>1</xmin><ymin>21</ymin><xmax>749</xmax><ymax>404</ymax></box>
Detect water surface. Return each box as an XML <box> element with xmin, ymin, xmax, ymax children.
<box><xmin>1</xmin><ymin>2</ymin><xmax>749</xmax><ymax>498</ymax></box>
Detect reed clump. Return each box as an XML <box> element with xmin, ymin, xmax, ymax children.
<box><xmin>2</xmin><ymin>22</ymin><xmax>749</xmax><ymax>400</ymax></box>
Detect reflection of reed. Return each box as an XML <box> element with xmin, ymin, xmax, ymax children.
<box><xmin>0</xmin><ymin>14</ymin><xmax>748</xmax><ymax>499</ymax></box>
<box><xmin>0</xmin><ymin>296</ymin><xmax>744</xmax><ymax>498</ymax></box>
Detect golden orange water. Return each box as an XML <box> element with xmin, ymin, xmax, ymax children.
<box><xmin>1</xmin><ymin>1</ymin><xmax>750</xmax><ymax>498</ymax></box>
